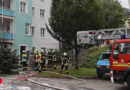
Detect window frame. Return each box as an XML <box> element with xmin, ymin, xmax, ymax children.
<box><xmin>30</xmin><ymin>26</ymin><xmax>35</xmax><ymax>37</ymax></box>
<box><xmin>32</xmin><ymin>7</ymin><xmax>35</xmax><ymax>17</ymax></box>
<box><xmin>40</xmin><ymin>9</ymin><xmax>45</xmax><ymax>18</ymax></box>
<box><xmin>25</xmin><ymin>24</ymin><xmax>30</xmax><ymax>35</ymax></box>
<box><xmin>20</xmin><ymin>0</ymin><xmax>28</xmax><ymax>14</ymax></box>
<box><xmin>119</xmin><ymin>43</ymin><xmax>130</xmax><ymax>54</ymax></box>
<box><xmin>40</xmin><ymin>28</ymin><xmax>45</xmax><ymax>38</ymax></box>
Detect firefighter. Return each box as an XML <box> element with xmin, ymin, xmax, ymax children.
<box><xmin>35</xmin><ymin>49</ymin><xmax>39</xmax><ymax>60</ymax></box>
<box><xmin>52</xmin><ymin>50</ymin><xmax>57</xmax><ymax>70</ymax></box>
<box><xmin>60</xmin><ymin>52</ymin><xmax>70</xmax><ymax>75</ymax></box>
<box><xmin>21</xmin><ymin>51</ymin><xmax>28</xmax><ymax>71</ymax></box>
<box><xmin>37</xmin><ymin>54</ymin><xmax>43</xmax><ymax>72</ymax></box>
<box><xmin>41</xmin><ymin>49</ymin><xmax>47</xmax><ymax>71</ymax></box>
<box><xmin>47</xmin><ymin>49</ymin><xmax>53</xmax><ymax>68</ymax></box>
<box><xmin>34</xmin><ymin>49</ymin><xmax>39</xmax><ymax>71</ymax></box>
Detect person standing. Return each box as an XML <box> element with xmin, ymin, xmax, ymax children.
<box><xmin>21</xmin><ymin>51</ymin><xmax>28</xmax><ymax>71</ymax></box>
<box><xmin>29</xmin><ymin>52</ymin><xmax>35</xmax><ymax>72</ymax></box>
<box><xmin>52</xmin><ymin>50</ymin><xmax>57</xmax><ymax>70</ymax></box>
<box><xmin>47</xmin><ymin>49</ymin><xmax>53</xmax><ymax>68</ymax></box>
<box><xmin>60</xmin><ymin>52</ymin><xmax>70</xmax><ymax>75</ymax></box>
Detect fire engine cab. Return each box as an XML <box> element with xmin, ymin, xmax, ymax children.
<box><xmin>110</xmin><ymin>39</ymin><xmax>130</xmax><ymax>89</ymax></box>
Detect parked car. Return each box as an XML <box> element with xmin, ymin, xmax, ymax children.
<box><xmin>96</xmin><ymin>51</ymin><xmax>110</xmax><ymax>78</ymax></box>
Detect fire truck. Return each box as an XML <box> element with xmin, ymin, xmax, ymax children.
<box><xmin>77</xmin><ymin>28</ymin><xmax>130</xmax><ymax>88</ymax></box>
<box><xmin>110</xmin><ymin>39</ymin><xmax>130</xmax><ymax>89</ymax></box>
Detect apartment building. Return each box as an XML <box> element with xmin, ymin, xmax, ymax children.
<box><xmin>0</xmin><ymin>0</ymin><xmax>15</xmax><ymax>48</ymax></box>
<box><xmin>0</xmin><ymin>0</ymin><xmax>32</xmax><ymax>55</ymax></box>
<box><xmin>11</xmin><ymin>0</ymin><xmax>32</xmax><ymax>55</ymax></box>
<box><xmin>31</xmin><ymin>0</ymin><xmax>59</xmax><ymax>51</ymax></box>
<box><xmin>0</xmin><ymin>0</ymin><xmax>59</xmax><ymax>55</ymax></box>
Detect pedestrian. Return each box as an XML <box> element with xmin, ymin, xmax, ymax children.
<box><xmin>29</xmin><ymin>52</ymin><xmax>35</xmax><ymax>72</ymax></box>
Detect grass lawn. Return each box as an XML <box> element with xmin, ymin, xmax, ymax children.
<box><xmin>0</xmin><ymin>68</ymin><xmax>97</xmax><ymax>78</ymax></box>
<box><xmin>38</xmin><ymin>68</ymin><xmax>97</xmax><ymax>78</ymax></box>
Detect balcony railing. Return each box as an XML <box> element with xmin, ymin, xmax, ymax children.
<box><xmin>0</xmin><ymin>8</ymin><xmax>15</xmax><ymax>17</ymax></box>
<box><xmin>0</xmin><ymin>32</ymin><xmax>14</xmax><ymax>43</ymax></box>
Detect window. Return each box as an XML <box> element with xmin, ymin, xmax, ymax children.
<box><xmin>20</xmin><ymin>1</ymin><xmax>28</xmax><ymax>13</ymax></box>
<box><xmin>30</xmin><ymin>26</ymin><xmax>35</xmax><ymax>36</ymax></box>
<box><xmin>100</xmin><ymin>54</ymin><xmax>110</xmax><ymax>60</ymax></box>
<box><xmin>32</xmin><ymin>7</ymin><xmax>35</xmax><ymax>17</ymax></box>
<box><xmin>119</xmin><ymin>43</ymin><xmax>130</xmax><ymax>54</ymax></box>
<box><xmin>25</xmin><ymin>24</ymin><xmax>30</xmax><ymax>35</ymax></box>
<box><xmin>113</xmin><ymin>43</ymin><xmax>119</xmax><ymax>53</ymax></box>
<box><xmin>40</xmin><ymin>28</ymin><xmax>45</xmax><ymax>37</ymax></box>
<box><xmin>40</xmin><ymin>9</ymin><xmax>45</xmax><ymax>18</ymax></box>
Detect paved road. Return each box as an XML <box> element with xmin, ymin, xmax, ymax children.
<box><xmin>1</xmin><ymin>75</ymin><xmax>129</xmax><ymax>90</ymax></box>
<box><xmin>84</xmin><ymin>78</ymin><xmax>128</xmax><ymax>90</ymax></box>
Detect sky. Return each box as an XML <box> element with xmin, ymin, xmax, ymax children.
<box><xmin>118</xmin><ymin>0</ymin><xmax>129</xmax><ymax>8</ymax></box>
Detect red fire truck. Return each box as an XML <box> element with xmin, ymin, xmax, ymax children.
<box><xmin>110</xmin><ymin>39</ymin><xmax>130</xmax><ymax>89</ymax></box>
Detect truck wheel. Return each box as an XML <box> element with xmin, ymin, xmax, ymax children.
<box><xmin>127</xmin><ymin>76</ymin><xmax>130</xmax><ymax>89</ymax></box>
<box><xmin>97</xmin><ymin>72</ymin><xmax>103</xmax><ymax>79</ymax></box>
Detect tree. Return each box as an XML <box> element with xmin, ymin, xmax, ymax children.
<box><xmin>46</xmin><ymin>0</ymin><xmax>125</xmax><ymax>69</ymax></box>
<box><xmin>46</xmin><ymin>0</ymin><xmax>104</xmax><ymax>69</ymax></box>
<box><xmin>101</xmin><ymin>0</ymin><xmax>125</xmax><ymax>28</ymax></box>
<box><xmin>0</xmin><ymin>47</ymin><xmax>18</xmax><ymax>74</ymax></box>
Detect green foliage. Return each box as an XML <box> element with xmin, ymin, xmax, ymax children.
<box><xmin>47</xmin><ymin>0</ymin><xmax>104</xmax><ymax>48</ymax></box>
<box><xmin>47</xmin><ymin>0</ymin><xmax>125</xmax><ymax>47</ymax></box>
<box><xmin>101</xmin><ymin>0</ymin><xmax>125</xmax><ymax>28</ymax></box>
<box><xmin>0</xmin><ymin>47</ymin><xmax>18</xmax><ymax>74</ymax></box>
<box><xmin>80</xmin><ymin>46</ymin><xmax>108</xmax><ymax>68</ymax></box>
<box><xmin>47</xmin><ymin>0</ymin><xmax>125</xmax><ymax>69</ymax></box>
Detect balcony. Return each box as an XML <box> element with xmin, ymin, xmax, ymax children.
<box><xmin>0</xmin><ymin>32</ymin><xmax>14</xmax><ymax>43</ymax></box>
<box><xmin>0</xmin><ymin>8</ymin><xmax>15</xmax><ymax>19</ymax></box>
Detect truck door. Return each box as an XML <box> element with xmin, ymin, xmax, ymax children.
<box><xmin>119</xmin><ymin>43</ymin><xmax>130</xmax><ymax>70</ymax></box>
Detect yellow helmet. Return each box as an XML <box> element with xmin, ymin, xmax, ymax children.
<box><xmin>63</xmin><ymin>52</ymin><xmax>67</xmax><ymax>56</ymax></box>
<box><xmin>39</xmin><ymin>54</ymin><xmax>41</xmax><ymax>56</ymax></box>
<box><xmin>23</xmin><ymin>51</ymin><xmax>25</xmax><ymax>53</ymax></box>
<box><xmin>53</xmin><ymin>50</ymin><xmax>55</xmax><ymax>53</ymax></box>
<box><xmin>35</xmin><ymin>49</ymin><xmax>38</xmax><ymax>52</ymax></box>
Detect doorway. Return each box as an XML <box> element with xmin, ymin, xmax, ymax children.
<box><xmin>20</xmin><ymin>45</ymin><xmax>27</xmax><ymax>55</ymax></box>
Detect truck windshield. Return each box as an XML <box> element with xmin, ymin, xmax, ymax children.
<box><xmin>100</xmin><ymin>54</ymin><xmax>110</xmax><ymax>60</ymax></box>
<box><xmin>119</xmin><ymin>43</ymin><xmax>130</xmax><ymax>54</ymax></box>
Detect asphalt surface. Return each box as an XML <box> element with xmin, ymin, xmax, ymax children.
<box><xmin>0</xmin><ymin>75</ymin><xmax>129</xmax><ymax>90</ymax></box>
<box><xmin>84</xmin><ymin>78</ymin><xmax>128</xmax><ymax>90</ymax></box>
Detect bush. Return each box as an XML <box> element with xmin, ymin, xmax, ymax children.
<box><xmin>80</xmin><ymin>45</ymin><xmax>109</xmax><ymax>68</ymax></box>
<box><xmin>0</xmin><ymin>47</ymin><xmax>18</xmax><ymax>74</ymax></box>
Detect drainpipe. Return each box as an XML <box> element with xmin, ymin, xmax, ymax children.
<box><xmin>0</xmin><ymin>0</ymin><xmax>3</xmax><ymax>47</ymax></box>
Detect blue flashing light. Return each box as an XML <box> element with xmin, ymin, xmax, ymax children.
<box><xmin>121</xmin><ymin>34</ymin><xmax>126</xmax><ymax>39</ymax></box>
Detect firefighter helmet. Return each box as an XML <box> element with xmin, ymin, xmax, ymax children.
<box><xmin>53</xmin><ymin>50</ymin><xmax>55</xmax><ymax>53</ymax></box>
<box><xmin>63</xmin><ymin>52</ymin><xmax>67</xmax><ymax>56</ymax></box>
<box><xmin>36</xmin><ymin>49</ymin><xmax>38</xmax><ymax>52</ymax></box>
<box><xmin>23</xmin><ymin>50</ymin><xmax>26</xmax><ymax>53</ymax></box>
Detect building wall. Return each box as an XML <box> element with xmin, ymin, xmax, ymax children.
<box><xmin>128</xmin><ymin>0</ymin><xmax>130</xmax><ymax>8</ymax></box>
<box><xmin>32</xmin><ymin>0</ymin><xmax>59</xmax><ymax>51</ymax></box>
<box><xmin>11</xmin><ymin>0</ymin><xmax>32</xmax><ymax>54</ymax></box>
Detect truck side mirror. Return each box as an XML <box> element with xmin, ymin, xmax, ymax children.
<box><xmin>113</xmin><ymin>51</ymin><xmax>119</xmax><ymax>59</ymax></box>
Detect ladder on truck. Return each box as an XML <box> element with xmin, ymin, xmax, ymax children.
<box><xmin>77</xmin><ymin>28</ymin><xmax>130</xmax><ymax>45</ymax></box>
